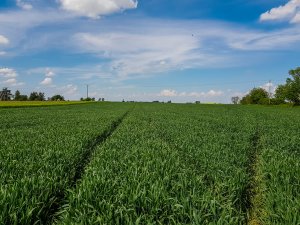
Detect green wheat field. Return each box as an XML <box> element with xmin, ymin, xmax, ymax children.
<box><xmin>0</xmin><ymin>103</ymin><xmax>299</xmax><ymax>224</ymax></box>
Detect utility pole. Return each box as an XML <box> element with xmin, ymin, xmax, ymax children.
<box><xmin>86</xmin><ymin>84</ymin><xmax>89</xmax><ymax>99</ymax></box>
<box><xmin>268</xmin><ymin>80</ymin><xmax>272</xmax><ymax>105</ymax></box>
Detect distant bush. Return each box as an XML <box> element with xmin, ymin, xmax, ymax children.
<box><xmin>51</xmin><ymin>95</ymin><xmax>65</xmax><ymax>101</ymax></box>
<box><xmin>241</xmin><ymin>88</ymin><xmax>268</xmax><ymax>105</ymax></box>
<box><xmin>80</xmin><ymin>97</ymin><xmax>95</xmax><ymax>101</ymax></box>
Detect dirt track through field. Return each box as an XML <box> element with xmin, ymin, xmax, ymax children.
<box><xmin>244</xmin><ymin>129</ymin><xmax>263</xmax><ymax>225</ymax></box>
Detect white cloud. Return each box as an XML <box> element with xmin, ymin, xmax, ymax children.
<box><xmin>58</xmin><ymin>0</ymin><xmax>138</xmax><ymax>18</ymax></box>
<box><xmin>0</xmin><ymin>68</ymin><xmax>17</xmax><ymax>78</ymax></box>
<box><xmin>16</xmin><ymin>0</ymin><xmax>33</xmax><ymax>10</ymax></box>
<box><xmin>159</xmin><ymin>89</ymin><xmax>224</xmax><ymax>98</ymax></box>
<box><xmin>3</xmin><ymin>78</ymin><xmax>24</xmax><ymax>86</ymax></box>
<box><xmin>260</xmin><ymin>81</ymin><xmax>277</xmax><ymax>94</ymax></box>
<box><xmin>159</xmin><ymin>89</ymin><xmax>177</xmax><ymax>97</ymax></box>
<box><xmin>71</xmin><ymin>19</ymin><xmax>300</xmax><ymax>79</ymax></box>
<box><xmin>0</xmin><ymin>35</ymin><xmax>9</xmax><ymax>45</ymax></box>
<box><xmin>61</xmin><ymin>84</ymin><xmax>78</xmax><ymax>95</ymax></box>
<box><xmin>74</xmin><ymin>29</ymin><xmax>227</xmax><ymax>79</ymax></box>
<box><xmin>0</xmin><ymin>68</ymin><xmax>25</xmax><ymax>87</ymax></box>
<box><xmin>40</xmin><ymin>77</ymin><xmax>53</xmax><ymax>86</ymax></box>
<box><xmin>1</xmin><ymin>9</ymin><xmax>300</xmax><ymax>83</ymax></box>
<box><xmin>260</xmin><ymin>0</ymin><xmax>300</xmax><ymax>23</ymax></box>
<box><xmin>291</xmin><ymin>12</ymin><xmax>300</xmax><ymax>23</ymax></box>
<box><xmin>186</xmin><ymin>90</ymin><xmax>224</xmax><ymax>98</ymax></box>
<box><xmin>40</xmin><ymin>84</ymin><xmax>79</xmax><ymax>100</ymax></box>
<box><xmin>45</xmin><ymin>68</ymin><xmax>55</xmax><ymax>77</ymax></box>
<box><xmin>0</xmin><ymin>51</ymin><xmax>6</xmax><ymax>56</ymax></box>
<box><xmin>3</xmin><ymin>78</ymin><xmax>17</xmax><ymax>85</ymax></box>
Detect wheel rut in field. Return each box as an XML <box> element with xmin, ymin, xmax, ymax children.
<box><xmin>243</xmin><ymin>129</ymin><xmax>263</xmax><ymax>225</ymax></box>
<box><xmin>72</xmin><ymin>110</ymin><xmax>130</xmax><ymax>187</ymax></box>
<box><xmin>44</xmin><ymin>110</ymin><xmax>131</xmax><ymax>225</ymax></box>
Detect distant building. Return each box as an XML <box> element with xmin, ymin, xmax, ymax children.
<box><xmin>0</xmin><ymin>88</ymin><xmax>12</xmax><ymax>101</ymax></box>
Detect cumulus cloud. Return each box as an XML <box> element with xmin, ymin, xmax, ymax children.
<box><xmin>16</xmin><ymin>0</ymin><xmax>33</xmax><ymax>10</ymax></box>
<box><xmin>159</xmin><ymin>89</ymin><xmax>177</xmax><ymax>97</ymax></box>
<box><xmin>0</xmin><ymin>35</ymin><xmax>9</xmax><ymax>45</ymax></box>
<box><xmin>3</xmin><ymin>78</ymin><xmax>24</xmax><ymax>86</ymax></box>
<box><xmin>58</xmin><ymin>0</ymin><xmax>138</xmax><ymax>18</ymax></box>
<box><xmin>45</xmin><ymin>68</ymin><xmax>55</xmax><ymax>77</ymax></box>
<box><xmin>260</xmin><ymin>0</ymin><xmax>300</xmax><ymax>23</ymax></box>
<box><xmin>159</xmin><ymin>89</ymin><xmax>223</xmax><ymax>98</ymax></box>
<box><xmin>0</xmin><ymin>68</ymin><xmax>17</xmax><ymax>78</ymax></box>
<box><xmin>61</xmin><ymin>84</ymin><xmax>78</xmax><ymax>95</ymax></box>
<box><xmin>260</xmin><ymin>81</ymin><xmax>277</xmax><ymax>94</ymax></box>
<box><xmin>291</xmin><ymin>12</ymin><xmax>300</xmax><ymax>23</ymax></box>
<box><xmin>186</xmin><ymin>90</ymin><xmax>224</xmax><ymax>98</ymax></box>
<box><xmin>40</xmin><ymin>77</ymin><xmax>53</xmax><ymax>86</ymax></box>
<box><xmin>0</xmin><ymin>68</ymin><xmax>24</xmax><ymax>86</ymax></box>
<box><xmin>39</xmin><ymin>68</ymin><xmax>55</xmax><ymax>86</ymax></box>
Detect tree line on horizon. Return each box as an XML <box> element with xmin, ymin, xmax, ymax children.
<box><xmin>13</xmin><ymin>90</ymin><xmax>65</xmax><ymax>101</ymax></box>
<box><xmin>232</xmin><ymin>67</ymin><xmax>300</xmax><ymax>106</ymax></box>
<box><xmin>0</xmin><ymin>89</ymin><xmax>106</xmax><ymax>102</ymax></box>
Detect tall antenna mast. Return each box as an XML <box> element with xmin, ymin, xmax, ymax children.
<box><xmin>86</xmin><ymin>84</ymin><xmax>89</xmax><ymax>99</ymax></box>
<box><xmin>268</xmin><ymin>80</ymin><xmax>272</xmax><ymax>104</ymax></box>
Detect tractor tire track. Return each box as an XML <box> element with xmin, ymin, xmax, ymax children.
<box><xmin>72</xmin><ymin>110</ymin><xmax>130</xmax><ymax>187</ymax></box>
<box><xmin>43</xmin><ymin>110</ymin><xmax>131</xmax><ymax>225</ymax></box>
<box><xmin>242</xmin><ymin>129</ymin><xmax>263</xmax><ymax>225</ymax></box>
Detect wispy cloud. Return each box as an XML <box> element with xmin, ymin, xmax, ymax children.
<box><xmin>71</xmin><ymin>19</ymin><xmax>300</xmax><ymax>80</ymax></box>
<box><xmin>16</xmin><ymin>0</ymin><xmax>33</xmax><ymax>10</ymax></box>
<box><xmin>159</xmin><ymin>89</ymin><xmax>224</xmax><ymax>98</ymax></box>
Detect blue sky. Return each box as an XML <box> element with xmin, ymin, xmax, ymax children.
<box><xmin>0</xmin><ymin>0</ymin><xmax>300</xmax><ymax>102</ymax></box>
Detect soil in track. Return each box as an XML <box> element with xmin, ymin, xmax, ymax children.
<box><xmin>242</xmin><ymin>129</ymin><xmax>263</xmax><ymax>225</ymax></box>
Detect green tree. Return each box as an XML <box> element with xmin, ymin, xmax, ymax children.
<box><xmin>38</xmin><ymin>92</ymin><xmax>45</xmax><ymax>101</ymax></box>
<box><xmin>29</xmin><ymin>92</ymin><xmax>38</xmax><ymax>101</ymax></box>
<box><xmin>240</xmin><ymin>88</ymin><xmax>268</xmax><ymax>105</ymax></box>
<box><xmin>274</xmin><ymin>84</ymin><xmax>287</xmax><ymax>102</ymax></box>
<box><xmin>14</xmin><ymin>90</ymin><xmax>28</xmax><ymax>101</ymax></box>
<box><xmin>29</xmin><ymin>92</ymin><xmax>45</xmax><ymax>101</ymax></box>
<box><xmin>231</xmin><ymin>96</ymin><xmax>239</xmax><ymax>104</ymax></box>
<box><xmin>274</xmin><ymin>67</ymin><xmax>300</xmax><ymax>105</ymax></box>
<box><xmin>51</xmin><ymin>94</ymin><xmax>64</xmax><ymax>101</ymax></box>
<box><xmin>285</xmin><ymin>67</ymin><xmax>300</xmax><ymax>105</ymax></box>
<box><xmin>14</xmin><ymin>90</ymin><xmax>21</xmax><ymax>100</ymax></box>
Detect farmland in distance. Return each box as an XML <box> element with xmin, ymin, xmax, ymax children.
<box><xmin>0</xmin><ymin>103</ymin><xmax>299</xmax><ymax>224</ymax></box>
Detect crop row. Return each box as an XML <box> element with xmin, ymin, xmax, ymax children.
<box><xmin>0</xmin><ymin>103</ymin><xmax>131</xmax><ymax>224</ymax></box>
<box><xmin>1</xmin><ymin>103</ymin><xmax>299</xmax><ymax>224</ymax></box>
<box><xmin>245</xmin><ymin>106</ymin><xmax>300</xmax><ymax>224</ymax></box>
<box><xmin>57</xmin><ymin>104</ymin><xmax>260</xmax><ymax>224</ymax></box>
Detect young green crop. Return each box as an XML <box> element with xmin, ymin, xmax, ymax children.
<box><xmin>58</xmin><ymin>104</ymin><xmax>259</xmax><ymax>224</ymax></box>
<box><xmin>0</xmin><ymin>103</ymin><xmax>131</xmax><ymax>224</ymax></box>
<box><xmin>1</xmin><ymin>103</ymin><xmax>299</xmax><ymax>224</ymax></box>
